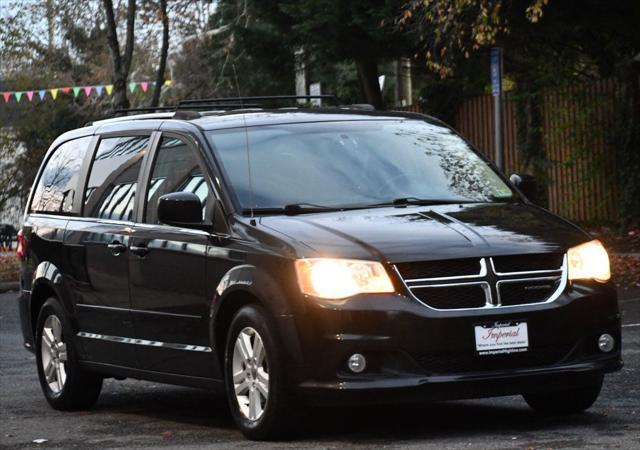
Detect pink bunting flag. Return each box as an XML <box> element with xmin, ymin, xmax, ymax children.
<box><xmin>84</xmin><ymin>86</ymin><xmax>93</xmax><ymax>97</ymax></box>
<box><xmin>141</xmin><ymin>81</ymin><xmax>148</xmax><ymax>92</ymax></box>
<box><xmin>2</xmin><ymin>92</ymin><xmax>10</xmax><ymax>103</ymax></box>
<box><xmin>26</xmin><ymin>91</ymin><xmax>34</xmax><ymax>101</ymax></box>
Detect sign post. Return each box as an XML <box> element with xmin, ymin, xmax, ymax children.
<box><xmin>491</xmin><ymin>47</ymin><xmax>505</xmax><ymax>173</ymax></box>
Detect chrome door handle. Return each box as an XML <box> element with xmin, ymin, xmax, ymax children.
<box><xmin>130</xmin><ymin>244</ymin><xmax>149</xmax><ymax>257</ymax></box>
<box><xmin>107</xmin><ymin>241</ymin><xmax>127</xmax><ymax>256</ymax></box>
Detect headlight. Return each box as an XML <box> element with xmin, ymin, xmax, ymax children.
<box><xmin>294</xmin><ymin>258</ymin><xmax>394</xmax><ymax>299</ymax></box>
<box><xmin>567</xmin><ymin>240</ymin><xmax>610</xmax><ymax>282</ymax></box>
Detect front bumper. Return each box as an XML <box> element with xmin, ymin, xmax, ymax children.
<box><xmin>290</xmin><ymin>281</ymin><xmax>622</xmax><ymax>404</ymax></box>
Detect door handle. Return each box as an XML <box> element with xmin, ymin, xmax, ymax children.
<box><xmin>107</xmin><ymin>241</ymin><xmax>127</xmax><ymax>256</ymax></box>
<box><xmin>130</xmin><ymin>244</ymin><xmax>149</xmax><ymax>257</ymax></box>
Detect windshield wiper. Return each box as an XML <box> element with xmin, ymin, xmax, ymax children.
<box><xmin>371</xmin><ymin>197</ymin><xmax>483</xmax><ymax>207</ymax></box>
<box><xmin>244</xmin><ymin>203</ymin><xmax>349</xmax><ymax>216</ymax></box>
<box><xmin>282</xmin><ymin>203</ymin><xmax>343</xmax><ymax>215</ymax></box>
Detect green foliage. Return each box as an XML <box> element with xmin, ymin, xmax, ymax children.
<box><xmin>611</xmin><ymin>77</ymin><xmax>640</xmax><ymax>227</ymax></box>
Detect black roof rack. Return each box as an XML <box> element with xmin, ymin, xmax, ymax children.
<box><xmin>113</xmin><ymin>106</ymin><xmax>176</xmax><ymax>115</ymax></box>
<box><xmin>177</xmin><ymin>94</ymin><xmax>340</xmax><ymax>108</ymax></box>
<box><xmin>104</xmin><ymin>94</ymin><xmax>343</xmax><ymax>122</ymax></box>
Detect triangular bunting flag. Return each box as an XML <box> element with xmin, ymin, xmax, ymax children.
<box><xmin>164</xmin><ymin>80</ymin><xmax>173</xmax><ymax>86</ymax></box>
<box><xmin>38</xmin><ymin>90</ymin><xmax>46</xmax><ymax>100</ymax></box>
<box><xmin>15</xmin><ymin>92</ymin><xmax>23</xmax><ymax>102</ymax></box>
<box><xmin>61</xmin><ymin>87</ymin><xmax>71</xmax><ymax>94</ymax></box>
<box><xmin>105</xmin><ymin>85</ymin><xmax>113</xmax><ymax>95</ymax></box>
<box><xmin>95</xmin><ymin>85</ymin><xmax>104</xmax><ymax>96</ymax></box>
<box><xmin>140</xmin><ymin>81</ymin><xmax>148</xmax><ymax>92</ymax></box>
<box><xmin>84</xmin><ymin>86</ymin><xmax>92</xmax><ymax>97</ymax></box>
<box><xmin>128</xmin><ymin>82</ymin><xmax>137</xmax><ymax>93</ymax></box>
<box><xmin>26</xmin><ymin>91</ymin><xmax>34</xmax><ymax>101</ymax></box>
<box><xmin>72</xmin><ymin>87</ymin><xmax>81</xmax><ymax>97</ymax></box>
<box><xmin>2</xmin><ymin>92</ymin><xmax>10</xmax><ymax>103</ymax></box>
<box><xmin>50</xmin><ymin>88</ymin><xmax>59</xmax><ymax>100</ymax></box>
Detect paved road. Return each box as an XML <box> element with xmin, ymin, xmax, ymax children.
<box><xmin>1</xmin><ymin>290</ymin><xmax>639</xmax><ymax>449</ymax></box>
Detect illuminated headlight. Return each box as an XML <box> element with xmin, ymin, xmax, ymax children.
<box><xmin>294</xmin><ymin>258</ymin><xmax>395</xmax><ymax>299</ymax></box>
<box><xmin>567</xmin><ymin>240</ymin><xmax>611</xmax><ymax>282</ymax></box>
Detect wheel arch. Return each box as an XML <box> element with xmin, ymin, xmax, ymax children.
<box><xmin>30</xmin><ymin>261</ymin><xmax>72</xmax><ymax>340</ymax></box>
<box><xmin>210</xmin><ymin>264</ymin><xmax>303</xmax><ymax>370</ymax></box>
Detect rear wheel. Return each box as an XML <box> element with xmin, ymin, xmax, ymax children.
<box><xmin>523</xmin><ymin>375</ymin><xmax>604</xmax><ymax>414</ymax></box>
<box><xmin>224</xmin><ymin>305</ymin><xmax>302</xmax><ymax>440</ymax></box>
<box><xmin>35</xmin><ymin>298</ymin><xmax>103</xmax><ymax>410</ymax></box>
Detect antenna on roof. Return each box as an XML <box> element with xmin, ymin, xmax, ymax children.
<box><xmin>231</xmin><ymin>63</ymin><xmax>255</xmax><ymax>221</ymax></box>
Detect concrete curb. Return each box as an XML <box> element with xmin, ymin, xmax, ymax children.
<box><xmin>0</xmin><ymin>281</ymin><xmax>19</xmax><ymax>292</ymax></box>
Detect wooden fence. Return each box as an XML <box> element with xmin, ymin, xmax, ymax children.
<box><xmin>400</xmin><ymin>79</ymin><xmax>622</xmax><ymax>223</ymax></box>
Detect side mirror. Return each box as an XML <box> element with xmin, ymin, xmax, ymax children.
<box><xmin>157</xmin><ymin>192</ymin><xmax>203</xmax><ymax>227</ymax></box>
<box><xmin>509</xmin><ymin>173</ymin><xmax>539</xmax><ymax>204</ymax></box>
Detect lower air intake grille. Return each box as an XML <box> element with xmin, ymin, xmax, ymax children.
<box><xmin>412</xmin><ymin>343</ymin><xmax>574</xmax><ymax>374</ymax></box>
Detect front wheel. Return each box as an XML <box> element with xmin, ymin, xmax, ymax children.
<box><xmin>35</xmin><ymin>298</ymin><xmax>103</xmax><ymax>410</ymax></box>
<box><xmin>224</xmin><ymin>305</ymin><xmax>302</xmax><ymax>440</ymax></box>
<box><xmin>522</xmin><ymin>374</ymin><xmax>604</xmax><ymax>414</ymax></box>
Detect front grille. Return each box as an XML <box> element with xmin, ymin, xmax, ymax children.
<box><xmin>492</xmin><ymin>253</ymin><xmax>563</xmax><ymax>273</ymax></box>
<box><xmin>397</xmin><ymin>253</ymin><xmax>566</xmax><ymax>310</ymax></box>
<box><xmin>499</xmin><ymin>278</ymin><xmax>562</xmax><ymax>306</ymax></box>
<box><xmin>396</xmin><ymin>258</ymin><xmax>480</xmax><ymax>280</ymax></box>
<box><xmin>411</xmin><ymin>285</ymin><xmax>487</xmax><ymax>309</ymax></box>
<box><xmin>412</xmin><ymin>342</ymin><xmax>574</xmax><ymax>374</ymax></box>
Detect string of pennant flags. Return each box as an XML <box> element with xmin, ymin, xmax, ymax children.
<box><xmin>1</xmin><ymin>79</ymin><xmax>174</xmax><ymax>105</ymax></box>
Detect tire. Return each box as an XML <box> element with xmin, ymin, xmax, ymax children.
<box><xmin>224</xmin><ymin>304</ymin><xmax>302</xmax><ymax>440</ymax></box>
<box><xmin>35</xmin><ymin>297</ymin><xmax>103</xmax><ymax>410</ymax></box>
<box><xmin>522</xmin><ymin>374</ymin><xmax>604</xmax><ymax>414</ymax></box>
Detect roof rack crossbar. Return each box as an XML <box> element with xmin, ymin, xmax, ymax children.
<box><xmin>113</xmin><ymin>106</ymin><xmax>177</xmax><ymax>115</ymax></box>
<box><xmin>178</xmin><ymin>94</ymin><xmax>339</xmax><ymax>107</ymax></box>
<box><xmin>180</xmin><ymin>102</ymin><xmax>261</xmax><ymax>110</ymax></box>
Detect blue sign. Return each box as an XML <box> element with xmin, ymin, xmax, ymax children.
<box><xmin>491</xmin><ymin>47</ymin><xmax>502</xmax><ymax>97</ymax></box>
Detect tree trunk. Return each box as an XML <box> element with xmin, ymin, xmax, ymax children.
<box><xmin>355</xmin><ymin>58</ymin><xmax>384</xmax><ymax>109</ymax></box>
<box><xmin>112</xmin><ymin>77</ymin><xmax>129</xmax><ymax>111</ymax></box>
<box><xmin>150</xmin><ymin>0</ymin><xmax>169</xmax><ymax>107</ymax></box>
<box><xmin>102</xmin><ymin>0</ymin><xmax>137</xmax><ymax>112</ymax></box>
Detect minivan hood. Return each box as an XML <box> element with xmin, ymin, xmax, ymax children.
<box><xmin>259</xmin><ymin>203</ymin><xmax>589</xmax><ymax>263</ymax></box>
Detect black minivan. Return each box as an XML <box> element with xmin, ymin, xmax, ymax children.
<box><xmin>18</xmin><ymin>97</ymin><xmax>622</xmax><ymax>440</ymax></box>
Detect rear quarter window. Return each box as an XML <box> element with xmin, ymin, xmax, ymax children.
<box><xmin>30</xmin><ymin>136</ymin><xmax>93</xmax><ymax>214</ymax></box>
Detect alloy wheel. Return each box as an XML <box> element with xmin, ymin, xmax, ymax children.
<box><xmin>40</xmin><ymin>315</ymin><xmax>67</xmax><ymax>393</ymax></box>
<box><xmin>232</xmin><ymin>327</ymin><xmax>269</xmax><ymax>421</ymax></box>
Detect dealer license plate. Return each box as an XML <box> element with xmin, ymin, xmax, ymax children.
<box><xmin>474</xmin><ymin>321</ymin><xmax>529</xmax><ymax>355</ymax></box>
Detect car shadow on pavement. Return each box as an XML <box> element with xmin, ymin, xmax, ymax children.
<box><xmin>299</xmin><ymin>401</ymin><xmax>609</xmax><ymax>442</ymax></box>
<box><xmin>89</xmin><ymin>381</ymin><xmax>611</xmax><ymax>442</ymax></box>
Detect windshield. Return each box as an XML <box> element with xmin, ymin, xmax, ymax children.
<box><xmin>207</xmin><ymin>120</ymin><xmax>515</xmax><ymax>212</ymax></box>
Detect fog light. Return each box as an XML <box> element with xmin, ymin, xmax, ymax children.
<box><xmin>598</xmin><ymin>333</ymin><xmax>615</xmax><ymax>353</ymax></box>
<box><xmin>347</xmin><ymin>353</ymin><xmax>366</xmax><ymax>373</ymax></box>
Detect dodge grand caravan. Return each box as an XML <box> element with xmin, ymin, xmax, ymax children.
<box><xmin>18</xmin><ymin>97</ymin><xmax>622</xmax><ymax>440</ymax></box>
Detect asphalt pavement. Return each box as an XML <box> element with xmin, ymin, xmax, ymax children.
<box><xmin>1</xmin><ymin>290</ymin><xmax>639</xmax><ymax>449</ymax></box>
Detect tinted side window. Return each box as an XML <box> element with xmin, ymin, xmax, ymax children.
<box><xmin>30</xmin><ymin>136</ymin><xmax>92</xmax><ymax>214</ymax></box>
<box><xmin>84</xmin><ymin>136</ymin><xmax>150</xmax><ymax>221</ymax></box>
<box><xmin>145</xmin><ymin>137</ymin><xmax>210</xmax><ymax>224</ymax></box>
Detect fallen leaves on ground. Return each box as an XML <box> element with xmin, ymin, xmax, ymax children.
<box><xmin>0</xmin><ymin>254</ymin><xmax>19</xmax><ymax>282</ymax></box>
<box><xmin>589</xmin><ymin>226</ymin><xmax>640</xmax><ymax>253</ymax></box>
<box><xmin>611</xmin><ymin>254</ymin><xmax>640</xmax><ymax>289</ymax></box>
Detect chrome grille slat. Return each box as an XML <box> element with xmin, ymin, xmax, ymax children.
<box><xmin>395</xmin><ymin>254</ymin><xmax>567</xmax><ymax>311</ymax></box>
